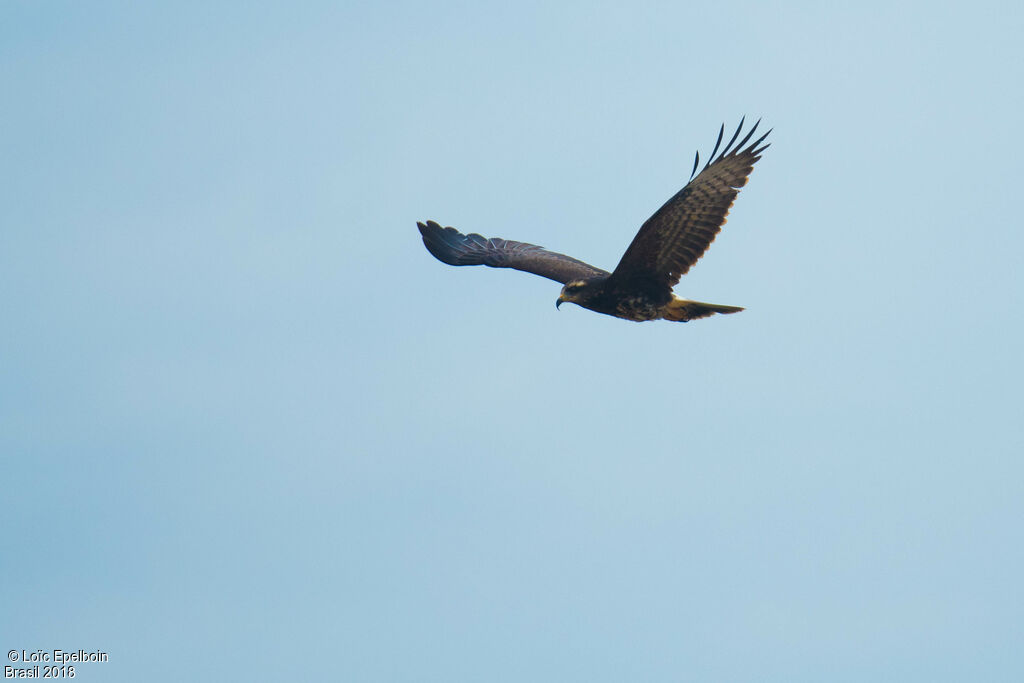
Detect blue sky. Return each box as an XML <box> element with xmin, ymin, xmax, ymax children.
<box><xmin>2</xmin><ymin>1</ymin><xmax>1022</xmax><ymax>681</ymax></box>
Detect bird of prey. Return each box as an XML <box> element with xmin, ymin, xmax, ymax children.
<box><xmin>418</xmin><ymin>119</ymin><xmax>770</xmax><ymax>322</ymax></box>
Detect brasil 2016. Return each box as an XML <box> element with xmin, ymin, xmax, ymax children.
<box><xmin>5</xmin><ymin>665</ymin><xmax>75</xmax><ymax>678</ymax></box>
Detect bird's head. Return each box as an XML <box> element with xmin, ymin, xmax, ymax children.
<box><xmin>556</xmin><ymin>279</ymin><xmax>595</xmax><ymax>309</ymax></box>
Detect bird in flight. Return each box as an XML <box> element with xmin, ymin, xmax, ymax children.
<box><xmin>418</xmin><ymin>118</ymin><xmax>770</xmax><ymax>322</ymax></box>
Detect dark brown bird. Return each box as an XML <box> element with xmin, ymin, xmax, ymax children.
<box><xmin>418</xmin><ymin>119</ymin><xmax>770</xmax><ymax>322</ymax></box>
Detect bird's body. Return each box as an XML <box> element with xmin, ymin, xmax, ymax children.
<box><xmin>564</xmin><ymin>276</ymin><xmax>670</xmax><ymax>322</ymax></box>
<box><xmin>553</xmin><ymin>274</ymin><xmax>743</xmax><ymax>322</ymax></box>
<box><xmin>418</xmin><ymin>119</ymin><xmax>770</xmax><ymax>323</ymax></box>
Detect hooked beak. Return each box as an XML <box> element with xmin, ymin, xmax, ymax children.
<box><xmin>556</xmin><ymin>295</ymin><xmax>564</xmax><ymax>310</ymax></box>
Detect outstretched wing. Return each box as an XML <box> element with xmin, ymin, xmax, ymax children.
<box><xmin>418</xmin><ymin>220</ymin><xmax>609</xmax><ymax>284</ymax></box>
<box><xmin>607</xmin><ymin>118</ymin><xmax>770</xmax><ymax>292</ymax></box>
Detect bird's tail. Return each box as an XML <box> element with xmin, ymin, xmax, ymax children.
<box><xmin>663</xmin><ymin>297</ymin><xmax>744</xmax><ymax>322</ymax></box>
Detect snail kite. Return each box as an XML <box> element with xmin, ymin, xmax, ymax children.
<box><xmin>418</xmin><ymin>119</ymin><xmax>770</xmax><ymax>322</ymax></box>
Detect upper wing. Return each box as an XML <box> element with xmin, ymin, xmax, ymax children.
<box><xmin>607</xmin><ymin>119</ymin><xmax>770</xmax><ymax>292</ymax></box>
<box><xmin>418</xmin><ymin>220</ymin><xmax>609</xmax><ymax>284</ymax></box>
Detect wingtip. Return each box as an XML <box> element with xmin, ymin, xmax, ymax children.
<box><xmin>707</xmin><ymin>123</ymin><xmax>726</xmax><ymax>167</ymax></box>
<box><xmin>417</xmin><ymin>219</ymin><xmax>445</xmax><ymax>235</ymax></box>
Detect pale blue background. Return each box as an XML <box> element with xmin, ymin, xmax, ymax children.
<box><xmin>2</xmin><ymin>1</ymin><xmax>1022</xmax><ymax>681</ymax></box>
